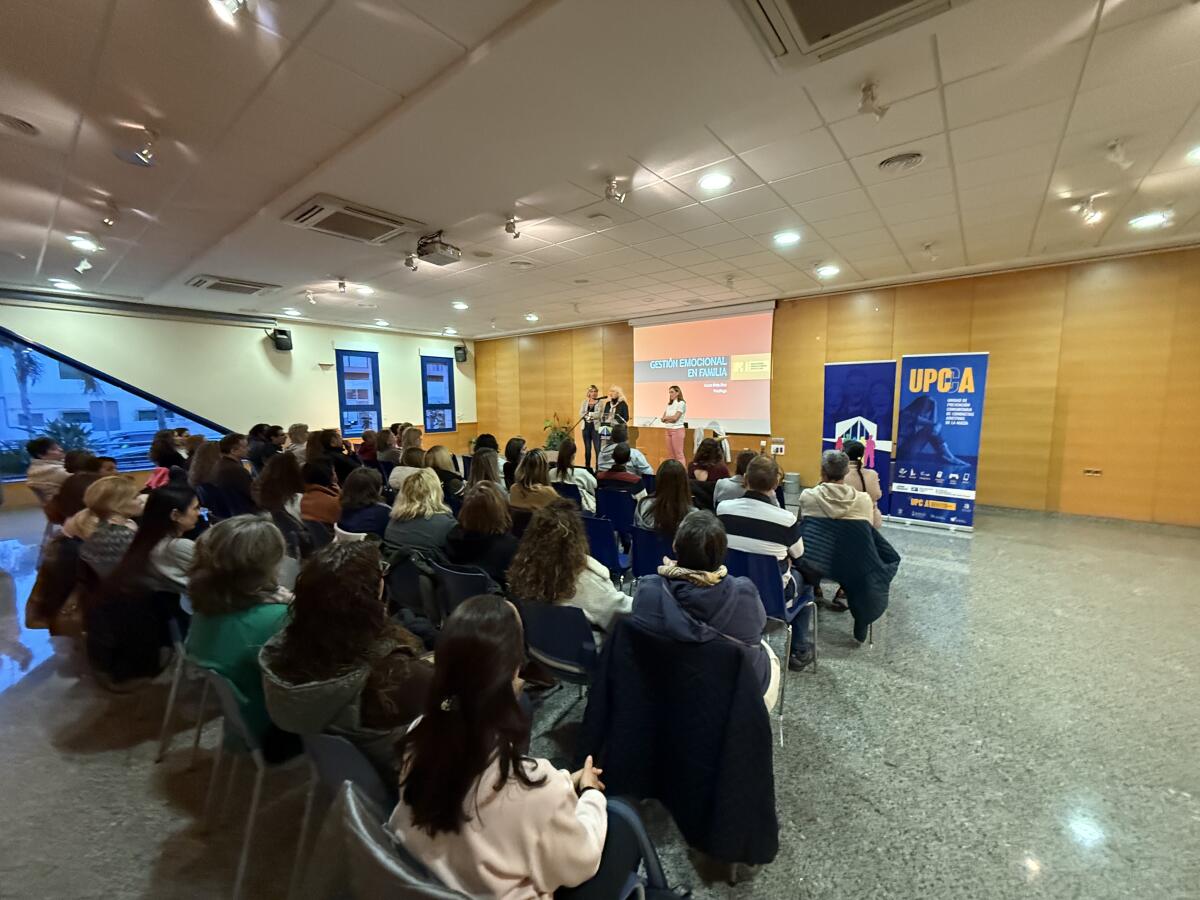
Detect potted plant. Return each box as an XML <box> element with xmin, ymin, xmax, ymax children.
<box><xmin>543</xmin><ymin>414</ymin><xmax>571</xmax><ymax>463</ymax></box>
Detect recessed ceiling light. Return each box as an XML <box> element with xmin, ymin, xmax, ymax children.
<box><xmin>67</xmin><ymin>234</ymin><xmax>101</xmax><ymax>253</ymax></box>
<box><xmin>114</xmin><ymin>128</ymin><xmax>158</xmax><ymax>167</ymax></box>
<box><xmin>208</xmin><ymin>0</ymin><xmax>247</xmax><ymax>26</ymax></box>
<box><xmin>356</xmin><ymin>302</ymin><xmax>378</xmax><ymax>309</ymax></box>
<box><xmin>573</xmin><ymin>278</ymin><xmax>590</xmax><ymax>284</ymax></box>
<box><xmin>698</xmin><ymin>172</ymin><xmax>733</xmax><ymax>191</ymax></box>
<box><xmin>509</xmin><ymin>259</ymin><xmax>535</xmax><ymax>270</ymax></box>
<box><xmin>1187</xmin><ymin>145</ymin><xmax>1200</xmax><ymax>165</ymax></box>
<box><xmin>49</xmin><ymin>279</ymin><xmax>80</xmax><ymax>291</ymax></box>
<box><xmin>282</xmin><ymin>308</ymin><xmax>301</xmax><ymax>317</ymax></box>
<box><xmin>814</xmin><ymin>263</ymin><xmax>840</xmax><ymax>280</ymax></box>
<box><xmin>1128</xmin><ymin>209</ymin><xmax>1174</xmax><ymax>230</ymax></box>
<box><xmin>0</xmin><ymin>112</ymin><xmax>39</xmax><ymax>137</ymax></box>
<box><xmin>374</xmin><ymin>319</ymin><xmax>390</xmax><ymax>327</ymax></box>
<box><xmin>355</xmin><ymin>285</ymin><xmax>374</xmax><ymax>296</ymax></box>
<box><xmin>472</xmin><ymin>250</ymin><xmax>494</xmax><ymax>259</ymax></box>
<box><xmin>451</xmin><ymin>300</ymin><xmax>469</xmax><ymax>310</ymax></box>
<box><xmin>524</xmin><ymin>313</ymin><xmax>539</xmax><ymax>322</ymax></box>
<box><xmin>773</xmin><ymin>230</ymin><xmax>801</xmax><ymax>247</ymax></box>
<box><xmin>444</xmin><ymin>327</ymin><xmax>458</xmax><ymax>335</ymax></box>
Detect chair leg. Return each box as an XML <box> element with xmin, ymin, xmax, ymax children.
<box><xmin>190</xmin><ymin>678</ymin><xmax>210</xmax><ymax>770</ymax></box>
<box><xmin>810</xmin><ymin>600</ymin><xmax>818</xmax><ymax>673</ymax></box>
<box><xmin>777</xmin><ymin>624</ymin><xmax>790</xmax><ymax>748</ymax></box>
<box><xmin>232</xmin><ymin>758</ymin><xmax>266</xmax><ymax>900</ymax></box>
<box><xmin>288</xmin><ymin>768</ymin><xmax>319</xmax><ymax>900</ymax></box>
<box><xmin>202</xmin><ymin>725</ymin><xmax>225</xmax><ymax>828</ymax></box>
<box><xmin>155</xmin><ymin>649</ymin><xmax>187</xmax><ymax>762</ymax></box>
<box><xmin>220</xmin><ymin>755</ymin><xmax>241</xmax><ymax>823</ymax></box>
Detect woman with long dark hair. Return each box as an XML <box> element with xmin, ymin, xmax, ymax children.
<box><xmin>260</xmin><ymin>541</ymin><xmax>431</xmax><ymax>779</ymax></box>
<box><xmin>109</xmin><ymin>483</ymin><xmax>201</xmax><ymax>594</ymax></box>
<box><xmin>338</xmin><ymin>467</ymin><xmax>391</xmax><ymax>538</ymax></box>
<box><xmin>254</xmin><ymin>452</ymin><xmax>313</xmax><ymax>560</ymax></box>
<box><xmin>549</xmin><ymin>437</ymin><xmax>597</xmax><ymax>512</ymax></box>
<box><xmin>635</xmin><ymin>459</ymin><xmax>693</xmax><ymax>537</ymax></box>
<box><xmin>502</xmin><ymin>437</ymin><xmax>526</xmax><ymax>489</ymax></box>
<box><xmin>466</xmin><ymin>447</ymin><xmax>508</xmax><ymax>498</ymax></box>
<box><xmin>149</xmin><ymin>429</ymin><xmax>188</xmax><ymax>470</ymax></box>
<box><xmin>843</xmin><ymin>439</ymin><xmax>882</xmax><ymax>529</ymax></box>
<box><xmin>445</xmin><ymin>482</ymin><xmax>519</xmax><ymax>587</ymax></box>
<box><xmin>390</xmin><ymin>594</ymin><xmax>660</xmax><ymax>899</ymax></box>
<box><xmin>688</xmin><ymin>437</ymin><xmax>730</xmax><ymax>482</ymax></box>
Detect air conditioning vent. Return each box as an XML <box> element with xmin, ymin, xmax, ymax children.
<box><xmin>284</xmin><ymin>193</ymin><xmax>426</xmax><ymax>245</ymax></box>
<box><xmin>187</xmin><ymin>275</ymin><xmax>281</xmax><ymax>296</ymax></box>
<box><xmin>736</xmin><ymin>0</ymin><xmax>970</xmax><ymax>66</ymax></box>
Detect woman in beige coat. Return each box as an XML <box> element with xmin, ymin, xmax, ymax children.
<box><xmin>843</xmin><ymin>439</ymin><xmax>882</xmax><ymax>529</ymax></box>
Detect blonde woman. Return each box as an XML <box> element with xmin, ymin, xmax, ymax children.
<box><xmin>578</xmin><ymin>384</ymin><xmax>601</xmax><ymax>469</ymax></box>
<box><xmin>69</xmin><ymin>476</ymin><xmax>145</xmax><ymax>577</ymax></box>
<box><xmin>599</xmin><ymin>385</ymin><xmax>629</xmax><ymax>446</ymax></box>
<box><xmin>384</xmin><ymin>468</ymin><xmax>455</xmax><ymax>556</ymax></box>
<box><xmin>508</xmin><ymin>448</ymin><xmax>558</xmax><ymax>512</ymax></box>
<box><xmin>400</xmin><ymin>426</ymin><xmax>423</xmax><ymax>452</ymax></box>
<box><xmin>425</xmin><ymin>444</ymin><xmax>464</xmax><ymax>497</ymax></box>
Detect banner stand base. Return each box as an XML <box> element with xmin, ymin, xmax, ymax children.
<box><xmin>883</xmin><ymin>515</ymin><xmax>974</xmax><ymax>535</ymax></box>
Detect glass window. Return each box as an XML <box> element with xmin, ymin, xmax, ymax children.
<box><xmin>1</xmin><ymin>328</ymin><xmax>226</xmax><ymax>480</ymax></box>
<box><xmin>420</xmin><ymin>355</ymin><xmax>456</xmax><ymax>433</ymax></box>
<box><xmin>335</xmin><ymin>349</ymin><xmax>382</xmax><ymax>436</ymax></box>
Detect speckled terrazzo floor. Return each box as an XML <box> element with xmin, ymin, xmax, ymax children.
<box><xmin>1</xmin><ymin>507</ymin><xmax>1197</xmax><ymax>899</ymax></box>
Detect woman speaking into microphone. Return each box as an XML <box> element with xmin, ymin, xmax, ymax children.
<box><xmin>598</xmin><ymin>385</ymin><xmax>628</xmax><ymax>447</ymax></box>
<box><xmin>661</xmin><ymin>384</ymin><xmax>687</xmax><ymax>463</ymax></box>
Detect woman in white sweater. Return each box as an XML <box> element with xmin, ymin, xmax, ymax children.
<box><xmin>506</xmin><ymin>501</ymin><xmax>630</xmax><ymax>635</ymax></box>
<box><xmin>548</xmin><ymin>438</ymin><xmax>597</xmax><ymax>512</ymax></box>
<box><xmin>390</xmin><ymin>595</ymin><xmax>662</xmax><ymax>899</ymax></box>
<box><xmin>843</xmin><ymin>439</ymin><xmax>883</xmax><ymax>528</ymax></box>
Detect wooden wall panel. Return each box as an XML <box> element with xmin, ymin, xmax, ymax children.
<box><xmin>825</xmin><ymin>290</ymin><xmax>895</xmax><ymax>362</ymax></box>
<box><xmin>1052</xmin><ymin>256</ymin><xmax>1178</xmax><ymax>520</ymax></box>
<box><xmin>772</xmin><ymin>296</ymin><xmax>829</xmax><ymax>486</ymax></box>
<box><xmin>970</xmin><ymin>268</ymin><xmax>1066</xmax><ymax>510</ymax></box>
<box><xmin>475</xmin><ymin>335</ymin><xmax>498</xmax><ymax>439</ymax></box>
<box><xmin>892</xmin><ymin>281</ymin><xmax>973</xmax><ymax>356</ymax></box>
<box><xmin>571</xmin><ymin>326</ymin><xmax>604</xmax><ymax>447</ymax></box>
<box><xmin>543</xmin><ymin>330</ymin><xmax>575</xmax><ymax>428</ymax></box>
<box><xmin>601</xmin><ymin>323</ymin><xmax>634</xmax><ymax>406</ymax></box>
<box><xmin>492</xmin><ymin>338</ymin><xmax>521</xmax><ymax>444</ymax></box>
<box><xmin>517</xmin><ymin>335</ymin><xmax>546</xmax><ymax>444</ymax></box>
<box><xmin>1154</xmin><ymin>250</ymin><xmax>1200</xmax><ymax>525</ymax></box>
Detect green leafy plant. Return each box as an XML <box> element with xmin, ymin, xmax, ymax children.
<box><xmin>42</xmin><ymin>418</ymin><xmax>94</xmax><ymax>452</ymax></box>
<box><xmin>0</xmin><ymin>442</ymin><xmax>30</xmax><ymax>478</ymax></box>
<box><xmin>543</xmin><ymin>414</ymin><xmax>571</xmax><ymax>451</ymax></box>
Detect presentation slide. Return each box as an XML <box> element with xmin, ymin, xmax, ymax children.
<box><xmin>632</xmin><ymin>310</ymin><xmax>773</xmax><ymax>434</ymax></box>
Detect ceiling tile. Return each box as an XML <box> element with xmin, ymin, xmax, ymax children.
<box><xmin>1083</xmin><ymin>4</ymin><xmax>1200</xmax><ymax>89</ymax></box>
<box><xmin>828</xmin><ymin>228</ymin><xmax>897</xmax><ymax>251</ymax></box>
<box><xmin>866</xmin><ymin>168</ymin><xmax>954</xmax><ymax>208</ymax></box>
<box><xmin>810</xmin><ymin>210</ymin><xmax>885</xmax><ymax>238</ymax></box>
<box><xmin>959</xmin><ymin>174</ymin><xmax>1050</xmax><ymax>211</ymax></box>
<box><xmin>620</xmin><ymin>180</ymin><xmax>695</xmax><ymax>218</ymax></box>
<box><xmin>1152</xmin><ymin>106</ymin><xmax>1200</xmax><ymax>173</ymax></box>
<box><xmin>737</xmin><ymin>128</ymin><xmax>844</xmax><ymax>182</ymax></box>
<box><xmin>700</xmin><ymin>185</ymin><xmax>786</xmax><ymax>221</ymax></box>
<box><xmin>705</xmin><ymin>92</ymin><xmax>823</xmax><ymax>152</ymax></box>
<box><xmin>944</xmin><ymin>41</ymin><xmax>1089</xmax><ymax>129</ymax></box>
<box><xmin>255</xmin><ymin>47</ymin><xmax>400</xmax><ymax>135</ymax></box>
<box><xmin>879</xmin><ymin>192</ymin><xmax>959</xmax><ymax>226</ymax></box>
<box><xmin>601</xmin><ymin>219</ymin><xmax>671</xmax><ymax>246</ymax></box>
<box><xmin>771</xmin><ymin>162</ymin><xmax>862</xmax><ymax>205</ymax></box>
<box><xmin>730</xmin><ymin>208</ymin><xmax>808</xmax><ymax>238</ymax></box>
<box><xmin>633</xmin><ymin>127</ymin><xmax>732</xmax><ymax>180</ymax></box>
<box><xmin>707</xmin><ymin>237</ymin><xmax>772</xmax><ymax>259</ymax></box>
<box><xmin>955</xmin><ymin>142</ymin><xmax>1058</xmax><ymax>190</ymax></box>
<box><xmin>795</xmin><ymin>188</ymin><xmax>874</xmax><ymax>223</ymax></box>
<box><xmin>558</xmin><ymin>232</ymin><xmax>622</xmax><ymax>255</ymax></box>
<box><xmin>802</xmin><ymin>28</ymin><xmax>939</xmax><ymax>123</ymax></box>
<box><xmin>1099</xmin><ymin>0</ymin><xmax>1189</xmax><ymax>31</ymax></box>
<box><xmin>561</xmin><ymin>200</ymin><xmax>641</xmax><ymax>230</ymax></box>
<box><xmin>649</xmin><ymin>203</ymin><xmax>722</xmax><ymax>233</ymax></box>
<box><xmin>519</xmin><ymin>217</ymin><xmax>593</xmax><ymax>243</ymax></box>
<box><xmin>517</xmin><ymin>182</ymin><xmax>600</xmax><ymax>215</ymax></box>
<box><xmin>828</xmin><ymin>91</ymin><xmax>944</xmax><ymax>157</ymax></box>
<box><xmin>634</xmin><ymin>236</ymin><xmax>693</xmax><ymax>258</ymax></box>
<box><xmin>890</xmin><ymin>214</ymin><xmax>962</xmax><ymax>244</ymax></box>
<box><xmin>853</xmin><ymin>256</ymin><xmax>912</xmax><ymax>279</ymax></box>
<box><xmin>393</xmin><ymin>0</ymin><xmax>532</xmax><ymax>48</ymax></box>
<box><xmin>950</xmin><ymin>99</ymin><xmax>1071</xmax><ymax>163</ymax></box>
<box><xmin>1067</xmin><ymin>60</ymin><xmax>1200</xmax><ymax>135</ymax></box>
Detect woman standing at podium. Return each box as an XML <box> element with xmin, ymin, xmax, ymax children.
<box><xmin>661</xmin><ymin>385</ymin><xmax>687</xmax><ymax>463</ymax></box>
<box><xmin>578</xmin><ymin>384</ymin><xmax>601</xmax><ymax>470</ymax></box>
<box><xmin>598</xmin><ymin>385</ymin><xmax>628</xmax><ymax>448</ymax></box>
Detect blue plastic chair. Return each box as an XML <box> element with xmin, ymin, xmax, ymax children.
<box><xmin>595</xmin><ymin>489</ymin><xmax>636</xmax><ymax>541</ymax></box>
<box><xmin>551</xmin><ymin>481</ymin><xmax>583</xmax><ymax>509</ymax></box>
<box><xmin>461</xmin><ymin>454</ymin><xmax>472</xmax><ymax>480</ymax></box>
<box><xmin>642</xmin><ymin>473</ymin><xmax>656</xmax><ymax>495</ymax></box>
<box><xmin>195</xmin><ymin>483</ymin><xmax>231</xmax><ymax>520</ymax></box>
<box><xmin>631</xmin><ymin>526</ymin><xmax>674</xmax><ymax>578</ymax></box>
<box><xmin>429</xmin><ymin>560</ymin><xmax>495</xmax><ymax>620</ymax></box>
<box><xmin>445</xmin><ymin>491</ymin><xmax>463</xmax><ymax>517</ymax></box>
<box><xmin>518</xmin><ymin>601</ymin><xmax>598</xmax><ymax>735</ymax></box>
<box><xmin>581</xmin><ymin>513</ymin><xmax>630</xmax><ymax>582</ymax></box>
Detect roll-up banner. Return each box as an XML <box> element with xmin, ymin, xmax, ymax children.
<box><xmin>822</xmin><ymin>360</ymin><xmax>897</xmax><ymax>516</ymax></box>
<box><xmin>891</xmin><ymin>352</ymin><xmax>989</xmax><ymax>530</ymax></box>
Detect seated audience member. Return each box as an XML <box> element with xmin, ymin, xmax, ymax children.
<box><xmin>509</xmin><ymin>448</ymin><xmax>558</xmax><ymax>511</ymax></box>
<box><xmin>466</xmin><ymin>447</ymin><xmax>508</xmax><ymax>498</ymax></box>
<box><xmin>400</xmin><ymin>425</ymin><xmax>424</xmax><ymax>453</ymax></box>
<box><xmin>800</xmin><ymin>449</ymin><xmax>875</xmax><ymax>523</ymax></box>
<box><xmin>376</xmin><ymin>427</ymin><xmax>401</xmax><ymax>465</ymax></box>
<box><xmin>389</xmin><ymin>446</ymin><xmax>428</xmax><ymax>492</ymax></box>
<box><xmin>388</xmin><ymin>422</ymin><xmax>405</xmax><ymax>439</ymax></box>
<box><xmin>184</xmin><ymin>434</ymin><xmax>209</xmax><ymax>465</ymax></box>
<box><xmin>259</xmin><ymin>541</ymin><xmax>432</xmax><ymax>780</ymax></box>
<box><xmin>45</xmin><ymin>451</ymin><xmax>101</xmax><ymax>524</ymax></box>
<box><xmin>300</xmin><ymin>461</ymin><xmax>341</xmax><ymax>524</ymax></box>
<box><xmin>391</xmin><ymin>595</ymin><xmax>647</xmax><ymax>900</ymax></box>
<box><xmin>249</xmin><ymin>424</ymin><xmax>286</xmax><ymax>473</ymax></box>
<box><xmin>507</xmin><ymin>501</ymin><xmax>631</xmax><ymax>634</ymax></box>
<box><xmin>425</xmin><ymin>445</ymin><xmax>465</xmax><ymax>497</ymax></box>
<box><xmin>338</xmin><ymin>467</ymin><xmax>391</xmax><ymax>538</ymax></box>
<box><xmin>254</xmin><ymin>452</ymin><xmax>312</xmax><ymax>559</ymax></box>
<box><xmin>173</xmin><ymin>428</ymin><xmax>191</xmax><ymax>457</ymax></box>
<box><xmin>502</xmin><ymin>436</ymin><xmax>526</xmax><ymax>489</ymax></box>
<box><xmin>473</xmin><ymin>432</ymin><xmax>500</xmax><ymax>454</ymax></box>
<box><xmin>95</xmin><ymin>456</ymin><xmax>118</xmax><ymax>476</ymax></box>
<box><xmin>24</xmin><ymin>437</ymin><xmax>69</xmax><ymax>504</ymax></box>
<box><xmin>74</xmin><ymin>476</ymin><xmax>144</xmax><ymax>577</ymax></box>
<box><xmin>635</xmin><ymin>459</ymin><xmax>692</xmax><ymax>536</ymax></box>
<box><xmin>149</xmin><ymin>429</ymin><xmax>188</xmax><ymax>470</ymax></box>
<box><xmin>632</xmin><ymin>510</ymin><xmax>779</xmax><ymax>708</ymax></box>
<box><xmin>445</xmin><ymin>483</ymin><xmax>519</xmax><ymax>587</ymax></box>
<box><xmin>688</xmin><ymin>437</ymin><xmax>730</xmax><ymax>482</ymax></box>
<box><xmin>112</xmin><ymin>483</ymin><xmax>201</xmax><ymax>594</ymax></box>
<box><xmin>842</xmin><ymin>439</ymin><xmax>883</xmax><ymax>528</ymax></box>
<box><xmin>595</xmin><ymin>444</ymin><xmax>646</xmax><ymax>498</ymax></box>
<box><xmin>285</xmin><ymin>423</ymin><xmax>309</xmax><ymax>464</ymax></box>
<box><xmin>384</xmin><ymin>468</ymin><xmax>456</xmax><ymax>557</ymax></box>
<box><xmin>307</xmin><ymin>428</ymin><xmax>360</xmax><ymax>485</ymax></box>
<box><xmin>356</xmin><ymin>429</ymin><xmax>378</xmax><ymax>463</ymax></box>
<box><xmin>549</xmin><ymin>438</ymin><xmax>597</xmax><ymax>512</ymax></box>
<box><xmin>713</xmin><ymin>449</ymin><xmax>758</xmax><ymax>507</ymax></box>
<box><xmin>187</xmin><ymin>440</ymin><xmax>223</xmax><ymax>491</ymax></box>
<box><xmin>245</xmin><ymin>423</ymin><xmax>269</xmax><ymax>469</ymax></box>
<box><xmin>186</xmin><ymin>515</ymin><xmax>294</xmax><ymax>758</ymax></box>
<box><xmin>595</xmin><ymin>424</ymin><xmax>652</xmax><ymax>475</ymax></box>
<box><xmin>215</xmin><ymin>433</ymin><xmax>256</xmax><ymax>513</ymax></box>
<box><xmin>717</xmin><ymin>455</ymin><xmax>813</xmax><ymax>671</ymax></box>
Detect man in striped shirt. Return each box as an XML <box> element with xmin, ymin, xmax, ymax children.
<box><xmin>717</xmin><ymin>455</ymin><xmax>815</xmax><ymax>671</ymax></box>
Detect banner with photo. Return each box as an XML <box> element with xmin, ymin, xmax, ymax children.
<box><xmin>822</xmin><ymin>360</ymin><xmax>896</xmax><ymax>516</ymax></box>
<box><xmin>892</xmin><ymin>352</ymin><xmax>990</xmax><ymax>529</ymax></box>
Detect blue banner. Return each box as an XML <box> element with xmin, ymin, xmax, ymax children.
<box><xmin>822</xmin><ymin>360</ymin><xmax>896</xmax><ymax>516</ymax></box>
<box><xmin>892</xmin><ymin>353</ymin><xmax>989</xmax><ymax>528</ymax></box>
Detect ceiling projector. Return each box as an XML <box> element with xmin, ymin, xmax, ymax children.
<box><xmin>417</xmin><ymin>232</ymin><xmax>462</xmax><ymax>266</ymax></box>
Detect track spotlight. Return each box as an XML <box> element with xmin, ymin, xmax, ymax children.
<box><xmin>1070</xmin><ymin>195</ymin><xmax>1104</xmax><ymax>226</ymax></box>
<box><xmin>114</xmin><ymin>128</ymin><xmax>158</xmax><ymax>167</ymax></box>
<box><xmin>305</xmin><ymin>290</ymin><xmax>316</xmax><ymax>305</ymax></box>
<box><xmin>405</xmin><ymin>253</ymin><xmax>419</xmax><ymax>272</ymax></box>
<box><xmin>858</xmin><ymin>82</ymin><xmax>889</xmax><ymax>122</ymax></box>
<box><xmin>505</xmin><ymin>216</ymin><xmax>520</xmax><ymax>239</ymax></box>
<box><xmin>101</xmin><ymin>202</ymin><xmax>119</xmax><ymax>228</ymax></box>
<box><xmin>604</xmin><ymin>178</ymin><xmax>625</xmax><ymax>203</ymax></box>
<box><xmin>921</xmin><ymin>241</ymin><xmax>938</xmax><ymax>262</ymax></box>
<box><xmin>337</xmin><ymin>278</ymin><xmax>347</xmax><ymax>294</ymax></box>
<box><xmin>74</xmin><ymin>258</ymin><xmax>93</xmax><ymax>274</ymax></box>
<box><xmin>1105</xmin><ymin>139</ymin><xmax>1133</xmax><ymax>171</ymax></box>
<box><xmin>208</xmin><ymin>0</ymin><xmax>248</xmax><ymax>26</ymax></box>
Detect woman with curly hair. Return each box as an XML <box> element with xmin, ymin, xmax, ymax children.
<box><xmin>688</xmin><ymin>436</ymin><xmax>730</xmax><ymax>482</ymax></box>
<box><xmin>259</xmin><ymin>541</ymin><xmax>432</xmax><ymax>779</ymax></box>
<box><xmin>506</xmin><ymin>500</ymin><xmax>630</xmax><ymax>635</ymax></box>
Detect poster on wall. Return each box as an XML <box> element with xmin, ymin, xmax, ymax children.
<box><xmin>891</xmin><ymin>352</ymin><xmax>989</xmax><ymax>529</ymax></box>
<box><xmin>822</xmin><ymin>360</ymin><xmax>896</xmax><ymax>516</ymax></box>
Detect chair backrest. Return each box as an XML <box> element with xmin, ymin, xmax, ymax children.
<box><xmin>517</xmin><ymin>601</ymin><xmax>597</xmax><ymax>683</ymax></box>
<box><xmin>202</xmin><ymin>668</ymin><xmax>261</xmax><ymax>753</ymax></box>
<box><xmin>631</xmin><ymin>526</ymin><xmax>674</xmax><ymax>578</ymax></box>
<box><xmin>335</xmin><ymin>524</ymin><xmax>368</xmax><ymax>544</ymax></box>
<box><xmin>509</xmin><ymin>507</ymin><xmax>532</xmax><ymax>539</ymax></box>
<box><xmin>642</xmin><ymin>473</ymin><xmax>656</xmax><ymax>495</ymax></box>
<box><xmin>428</xmin><ymin>560</ymin><xmax>494</xmax><ymax>618</ymax></box>
<box><xmin>595</xmin><ymin>489</ymin><xmax>636</xmax><ymax>537</ymax></box>
<box><xmin>445</xmin><ymin>492</ymin><xmax>463</xmax><ymax>517</ymax></box>
<box><xmin>305</xmin><ymin>519</ymin><xmax>334</xmax><ymax>548</ymax></box>
<box><xmin>196</xmin><ymin>483</ymin><xmax>231</xmax><ymax>520</ymax></box>
<box><xmin>581</xmin><ymin>513</ymin><xmax>624</xmax><ymax>575</ymax></box>
<box><xmin>724</xmin><ymin>548</ymin><xmax>789</xmax><ymax>621</ymax></box>
<box><xmin>550</xmin><ymin>481</ymin><xmax>583</xmax><ymax>509</ymax></box>
<box><xmin>303</xmin><ymin>734</ymin><xmax>393</xmax><ymax>810</ymax></box>
<box><xmin>300</xmin><ymin>783</ymin><xmax>470</xmax><ymax>900</ymax></box>
<box><xmin>460</xmin><ymin>454</ymin><xmax>472</xmax><ymax>481</ymax></box>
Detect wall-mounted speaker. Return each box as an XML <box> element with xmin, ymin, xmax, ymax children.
<box><xmin>270</xmin><ymin>328</ymin><xmax>293</xmax><ymax>351</ymax></box>
<box><xmin>454</xmin><ymin>344</ymin><xmax>468</xmax><ymax>363</ymax></box>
